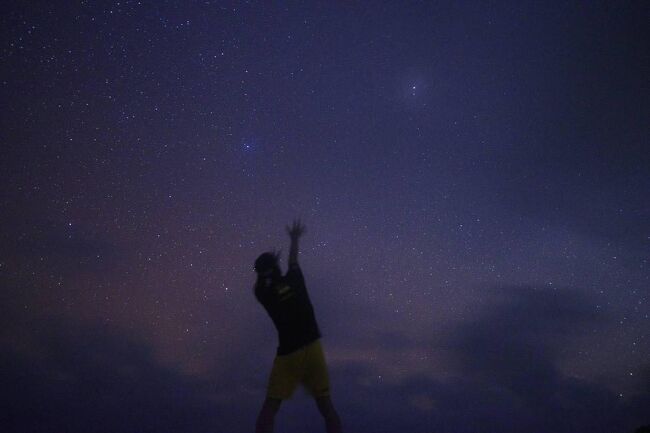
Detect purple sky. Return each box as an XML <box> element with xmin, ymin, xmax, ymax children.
<box><xmin>1</xmin><ymin>2</ymin><xmax>648</xmax><ymax>432</ymax></box>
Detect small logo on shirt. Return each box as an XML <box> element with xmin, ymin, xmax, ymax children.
<box><xmin>276</xmin><ymin>284</ymin><xmax>294</xmax><ymax>301</ymax></box>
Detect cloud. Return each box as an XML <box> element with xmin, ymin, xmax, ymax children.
<box><xmin>1</xmin><ymin>286</ymin><xmax>647</xmax><ymax>433</ymax></box>
<box><xmin>325</xmin><ymin>286</ymin><xmax>649</xmax><ymax>433</ymax></box>
<box><xmin>0</xmin><ymin>315</ymin><xmax>258</xmax><ymax>433</ymax></box>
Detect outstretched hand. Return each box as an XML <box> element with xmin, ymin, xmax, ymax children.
<box><xmin>286</xmin><ymin>219</ymin><xmax>306</xmax><ymax>240</ymax></box>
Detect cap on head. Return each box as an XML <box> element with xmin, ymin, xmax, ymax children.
<box><xmin>254</xmin><ymin>251</ymin><xmax>280</xmax><ymax>274</ymax></box>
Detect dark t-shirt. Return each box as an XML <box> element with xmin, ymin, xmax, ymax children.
<box><xmin>255</xmin><ymin>264</ymin><xmax>321</xmax><ymax>355</ymax></box>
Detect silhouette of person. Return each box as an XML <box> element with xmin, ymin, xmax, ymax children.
<box><xmin>254</xmin><ymin>219</ymin><xmax>342</xmax><ymax>433</ymax></box>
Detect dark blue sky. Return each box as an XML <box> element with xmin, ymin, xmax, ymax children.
<box><xmin>1</xmin><ymin>2</ymin><xmax>648</xmax><ymax>432</ymax></box>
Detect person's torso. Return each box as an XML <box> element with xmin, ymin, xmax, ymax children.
<box><xmin>255</xmin><ymin>268</ymin><xmax>321</xmax><ymax>355</ymax></box>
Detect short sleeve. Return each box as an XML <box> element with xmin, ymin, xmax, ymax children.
<box><xmin>286</xmin><ymin>263</ymin><xmax>305</xmax><ymax>287</ymax></box>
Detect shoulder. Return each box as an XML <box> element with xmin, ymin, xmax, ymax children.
<box><xmin>286</xmin><ymin>262</ymin><xmax>303</xmax><ymax>274</ymax></box>
<box><xmin>285</xmin><ymin>263</ymin><xmax>305</xmax><ymax>282</ymax></box>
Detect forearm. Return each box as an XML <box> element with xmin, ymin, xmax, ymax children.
<box><xmin>286</xmin><ymin>219</ymin><xmax>305</xmax><ymax>266</ymax></box>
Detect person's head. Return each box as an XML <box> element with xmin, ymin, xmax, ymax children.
<box><xmin>254</xmin><ymin>251</ymin><xmax>282</xmax><ymax>280</ymax></box>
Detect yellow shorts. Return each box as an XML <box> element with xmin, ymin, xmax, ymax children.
<box><xmin>266</xmin><ymin>339</ymin><xmax>330</xmax><ymax>400</ymax></box>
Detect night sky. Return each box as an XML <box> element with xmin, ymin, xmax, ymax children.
<box><xmin>1</xmin><ymin>2</ymin><xmax>649</xmax><ymax>432</ymax></box>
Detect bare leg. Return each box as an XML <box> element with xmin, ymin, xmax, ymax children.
<box><xmin>315</xmin><ymin>396</ymin><xmax>342</xmax><ymax>433</ymax></box>
<box><xmin>256</xmin><ymin>397</ymin><xmax>282</xmax><ymax>433</ymax></box>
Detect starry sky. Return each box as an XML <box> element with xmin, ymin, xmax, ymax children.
<box><xmin>1</xmin><ymin>1</ymin><xmax>649</xmax><ymax>432</ymax></box>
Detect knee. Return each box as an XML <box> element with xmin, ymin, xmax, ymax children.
<box><xmin>316</xmin><ymin>397</ymin><xmax>338</xmax><ymax>418</ymax></box>
<box><xmin>256</xmin><ymin>401</ymin><xmax>281</xmax><ymax>433</ymax></box>
<box><xmin>260</xmin><ymin>398</ymin><xmax>282</xmax><ymax>416</ymax></box>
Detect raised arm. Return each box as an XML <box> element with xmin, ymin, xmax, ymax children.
<box><xmin>286</xmin><ymin>219</ymin><xmax>306</xmax><ymax>267</ymax></box>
